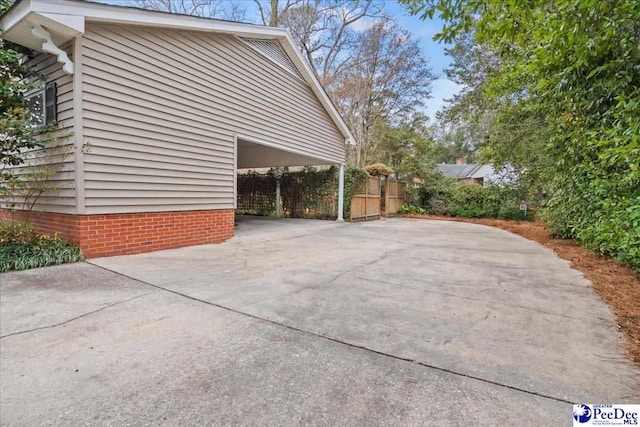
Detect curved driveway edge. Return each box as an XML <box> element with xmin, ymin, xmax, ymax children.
<box><xmin>1</xmin><ymin>218</ymin><xmax>638</xmax><ymax>425</ymax></box>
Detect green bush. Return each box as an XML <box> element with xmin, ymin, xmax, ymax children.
<box><xmin>0</xmin><ymin>221</ymin><xmax>84</xmax><ymax>272</ymax></box>
<box><xmin>413</xmin><ymin>177</ymin><xmax>534</xmax><ymax>221</ymax></box>
<box><xmin>0</xmin><ymin>220</ymin><xmax>36</xmax><ymax>245</ymax></box>
<box><xmin>544</xmin><ymin>193</ymin><xmax>640</xmax><ymax>270</ymax></box>
<box><xmin>446</xmin><ymin>183</ymin><xmax>487</xmax><ymax>218</ymax></box>
<box><xmin>344</xmin><ymin>166</ymin><xmax>369</xmax><ymax>221</ymax></box>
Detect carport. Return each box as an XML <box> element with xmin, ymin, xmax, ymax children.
<box><xmin>0</xmin><ymin>0</ymin><xmax>356</xmax><ymax>257</ymax></box>
<box><xmin>235</xmin><ymin>135</ymin><xmax>346</xmax><ymax>222</ymax></box>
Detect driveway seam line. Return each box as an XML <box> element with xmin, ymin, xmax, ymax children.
<box><xmin>87</xmin><ymin>261</ymin><xmax>576</xmax><ymax>406</ymax></box>
<box><xmin>0</xmin><ymin>291</ymin><xmax>158</xmax><ymax>339</ymax></box>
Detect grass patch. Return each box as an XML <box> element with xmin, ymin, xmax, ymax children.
<box><xmin>0</xmin><ymin>221</ymin><xmax>84</xmax><ymax>272</ymax></box>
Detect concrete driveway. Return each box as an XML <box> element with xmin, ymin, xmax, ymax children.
<box><xmin>1</xmin><ymin>218</ymin><xmax>638</xmax><ymax>426</ymax></box>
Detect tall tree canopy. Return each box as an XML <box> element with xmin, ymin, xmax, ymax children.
<box><xmin>331</xmin><ymin>21</ymin><xmax>435</xmax><ymax>167</ymax></box>
<box><xmin>401</xmin><ymin>0</ymin><xmax>640</xmax><ymax>269</ymax></box>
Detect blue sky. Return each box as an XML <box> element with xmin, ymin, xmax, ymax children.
<box><xmin>250</xmin><ymin>0</ymin><xmax>462</xmax><ymax>120</ymax></box>
<box><xmin>100</xmin><ymin>0</ymin><xmax>461</xmax><ymax>120</ymax></box>
<box><xmin>381</xmin><ymin>1</ymin><xmax>462</xmax><ymax>120</ymax></box>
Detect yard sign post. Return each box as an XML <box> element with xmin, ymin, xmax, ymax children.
<box><xmin>519</xmin><ymin>201</ymin><xmax>528</xmax><ymax>220</ymax></box>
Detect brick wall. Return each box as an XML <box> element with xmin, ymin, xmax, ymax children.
<box><xmin>1</xmin><ymin>209</ymin><xmax>235</xmax><ymax>258</ymax></box>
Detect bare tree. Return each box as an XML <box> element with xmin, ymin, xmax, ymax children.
<box><xmin>132</xmin><ymin>0</ymin><xmax>434</xmax><ymax>167</ymax></box>
<box><xmin>254</xmin><ymin>0</ymin><xmax>303</xmax><ymax>27</ymax></box>
<box><xmin>332</xmin><ymin>22</ymin><xmax>435</xmax><ymax>166</ymax></box>
<box><xmin>255</xmin><ymin>0</ymin><xmax>386</xmax><ymax>85</ymax></box>
<box><xmin>133</xmin><ymin>0</ymin><xmax>246</xmax><ymax>20</ymax></box>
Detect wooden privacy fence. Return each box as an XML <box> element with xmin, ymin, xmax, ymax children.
<box><xmin>385</xmin><ymin>179</ymin><xmax>406</xmax><ymax>217</ymax></box>
<box><xmin>350</xmin><ymin>176</ymin><xmax>381</xmax><ymax>221</ymax></box>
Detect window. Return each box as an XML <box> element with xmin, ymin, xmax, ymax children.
<box><xmin>24</xmin><ymin>89</ymin><xmax>45</xmax><ymax>127</ymax></box>
<box><xmin>45</xmin><ymin>82</ymin><xmax>57</xmax><ymax>124</ymax></box>
<box><xmin>24</xmin><ymin>82</ymin><xmax>56</xmax><ymax>127</ymax></box>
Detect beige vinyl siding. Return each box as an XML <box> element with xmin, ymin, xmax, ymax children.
<box><xmin>2</xmin><ymin>47</ymin><xmax>76</xmax><ymax>214</ymax></box>
<box><xmin>81</xmin><ymin>23</ymin><xmax>345</xmax><ymax>214</ymax></box>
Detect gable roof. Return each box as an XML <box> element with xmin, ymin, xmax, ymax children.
<box><xmin>438</xmin><ymin>164</ymin><xmax>493</xmax><ymax>179</ymax></box>
<box><xmin>0</xmin><ymin>0</ymin><xmax>355</xmax><ymax>145</ymax></box>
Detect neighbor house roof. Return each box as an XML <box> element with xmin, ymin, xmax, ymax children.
<box><xmin>438</xmin><ymin>164</ymin><xmax>488</xmax><ymax>179</ymax></box>
<box><xmin>0</xmin><ymin>0</ymin><xmax>355</xmax><ymax>145</ymax></box>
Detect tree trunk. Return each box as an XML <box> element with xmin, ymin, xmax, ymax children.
<box><xmin>269</xmin><ymin>0</ymin><xmax>278</xmax><ymax>26</ymax></box>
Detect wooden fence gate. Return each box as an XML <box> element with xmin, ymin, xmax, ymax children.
<box><xmin>385</xmin><ymin>179</ymin><xmax>406</xmax><ymax>217</ymax></box>
<box><xmin>350</xmin><ymin>176</ymin><xmax>381</xmax><ymax>221</ymax></box>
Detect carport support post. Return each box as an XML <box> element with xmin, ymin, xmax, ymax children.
<box><xmin>275</xmin><ymin>177</ymin><xmax>282</xmax><ymax>218</ymax></box>
<box><xmin>337</xmin><ymin>163</ymin><xmax>345</xmax><ymax>222</ymax></box>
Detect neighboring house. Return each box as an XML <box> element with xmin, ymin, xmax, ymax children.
<box><xmin>0</xmin><ymin>0</ymin><xmax>354</xmax><ymax>257</ymax></box>
<box><xmin>437</xmin><ymin>158</ymin><xmax>499</xmax><ymax>186</ymax></box>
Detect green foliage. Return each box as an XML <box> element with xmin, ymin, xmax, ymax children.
<box><xmin>1</xmin><ymin>0</ymin><xmax>36</xmax><ymax>112</ymax></box>
<box><xmin>0</xmin><ymin>220</ymin><xmax>35</xmax><ymax>245</ymax></box>
<box><xmin>445</xmin><ymin>182</ymin><xmax>486</xmax><ymax>218</ymax></box>
<box><xmin>398</xmin><ymin>205</ymin><xmax>427</xmax><ymax>215</ymax></box>
<box><xmin>185</xmin><ymin>166</ymin><xmax>371</xmax><ymax>222</ymax></box>
<box><xmin>236</xmin><ymin>167</ymin><xmax>338</xmax><ymax>219</ymax></box>
<box><xmin>281</xmin><ymin>166</ymin><xmax>337</xmax><ymax>219</ymax></box>
<box><xmin>430</xmin><ymin>123</ymin><xmax>476</xmax><ymax>164</ymax></box>
<box><xmin>413</xmin><ymin>178</ymin><xmax>532</xmax><ymax>221</ymax></box>
<box><xmin>364</xmin><ymin>163</ymin><xmax>393</xmax><ymax>177</ymax></box>
<box><xmin>1</xmin><ymin>3</ymin><xmax>62</xmax><ymax>202</ymax></box>
<box><xmin>374</xmin><ymin>116</ymin><xmax>440</xmax><ymax>182</ymax></box>
<box><xmin>343</xmin><ymin>166</ymin><xmax>369</xmax><ymax>221</ymax></box>
<box><xmin>402</xmin><ymin>0</ymin><xmax>640</xmax><ymax>270</ymax></box>
<box><xmin>0</xmin><ymin>221</ymin><xmax>84</xmax><ymax>272</ymax></box>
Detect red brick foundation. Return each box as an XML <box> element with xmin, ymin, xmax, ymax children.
<box><xmin>1</xmin><ymin>209</ymin><xmax>235</xmax><ymax>258</ymax></box>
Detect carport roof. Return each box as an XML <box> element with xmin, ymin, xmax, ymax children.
<box><xmin>0</xmin><ymin>0</ymin><xmax>356</xmax><ymax>146</ymax></box>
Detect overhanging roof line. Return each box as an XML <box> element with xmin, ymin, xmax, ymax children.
<box><xmin>1</xmin><ymin>0</ymin><xmax>356</xmax><ymax>144</ymax></box>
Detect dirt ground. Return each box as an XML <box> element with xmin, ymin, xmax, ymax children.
<box><xmin>406</xmin><ymin>214</ymin><xmax>640</xmax><ymax>365</ymax></box>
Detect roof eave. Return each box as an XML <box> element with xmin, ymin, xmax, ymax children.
<box><xmin>2</xmin><ymin>0</ymin><xmax>356</xmax><ymax>145</ymax></box>
<box><xmin>0</xmin><ymin>0</ymin><xmax>31</xmax><ymax>34</ymax></box>
<box><xmin>279</xmin><ymin>33</ymin><xmax>355</xmax><ymax>145</ymax></box>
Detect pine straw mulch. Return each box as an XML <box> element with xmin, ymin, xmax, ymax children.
<box><xmin>405</xmin><ymin>214</ymin><xmax>640</xmax><ymax>365</ymax></box>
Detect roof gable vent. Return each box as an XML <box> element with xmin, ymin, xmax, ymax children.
<box><xmin>242</xmin><ymin>38</ymin><xmax>303</xmax><ymax>79</ymax></box>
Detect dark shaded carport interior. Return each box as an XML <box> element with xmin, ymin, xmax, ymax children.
<box><xmin>235</xmin><ymin>137</ymin><xmax>342</xmax><ymax>233</ymax></box>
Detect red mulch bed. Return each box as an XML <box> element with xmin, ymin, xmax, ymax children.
<box><xmin>405</xmin><ymin>214</ymin><xmax>640</xmax><ymax>365</ymax></box>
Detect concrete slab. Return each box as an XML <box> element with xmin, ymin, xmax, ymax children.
<box><xmin>1</xmin><ymin>286</ymin><xmax>568</xmax><ymax>426</ymax></box>
<box><xmin>2</xmin><ymin>218</ymin><xmax>638</xmax><ymax>425</ymax></box>
<box><xmin>92</xmin><ymin>219</ymin><xmax>640</xmax><ymax>403</ymax></box>
<box><xmin>0</xmin><ymin>263</ymin><xmax>157</xmax><ymax>337</ymax></box>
